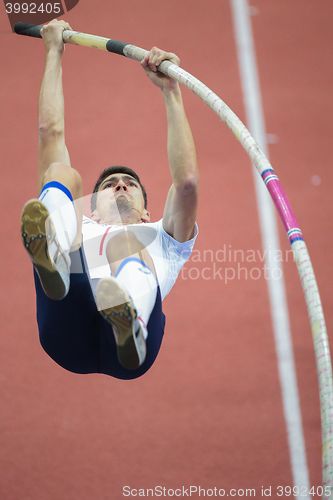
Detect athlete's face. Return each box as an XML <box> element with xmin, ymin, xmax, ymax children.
<box><xmin>94</xmin><ymin>173</ymin><xmax>150</xmax><ymax>223</ymax></box>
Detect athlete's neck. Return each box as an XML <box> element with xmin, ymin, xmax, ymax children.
<box><xmin>99</xmin><ymin>209</ymin><xmax>143</xmax><ymax>225</ymax></box>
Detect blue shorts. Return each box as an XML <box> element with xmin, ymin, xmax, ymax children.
<box><xmin>34</xmin><ymin>249</ymin><xmax>166</xmax><ymax>380</ymax></box>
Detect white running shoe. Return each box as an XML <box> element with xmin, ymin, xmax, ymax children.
<box><xmin>21</xmin><ymin>199</ymin><xmax>70</xmax><ymax>300</ymax></box>
<box><xmin>96</xmin><ymin>277</ymin><xmax>147</xmax><ymax>370</ymax></box>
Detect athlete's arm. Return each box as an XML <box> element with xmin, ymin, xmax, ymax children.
<box><xmin>141</xmin><ymin>48</ymin><xmax>199</xmax><ymax>242</ymax></box>
<box><xmin>38</xmin><ymin>19</ymin><xmax>72</xmax><ymax>189</ymax></box>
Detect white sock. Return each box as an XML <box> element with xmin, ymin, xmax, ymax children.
<box><xmin>39</xmin><ymin>182</ymin><xmax>77</xmax><ymax>254</ymax></box>
<box><xmin>115</xmin><ymin>257</ymin><xmax>158</xmax><ymax>336</ymax></box>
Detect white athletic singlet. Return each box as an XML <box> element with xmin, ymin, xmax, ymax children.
<box><xmin>81</xmin><ymin>216</ymin><xmax>199</xmax><ymax>301</ymax></box>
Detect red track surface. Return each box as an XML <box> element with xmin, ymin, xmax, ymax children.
<box><xmin>1</xmin><ymin>1</ymin><xmax>332</xmax><ymax>498</ymax></box>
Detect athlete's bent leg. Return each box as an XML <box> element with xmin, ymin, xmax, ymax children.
<box><xmin>96</xmin><ymin>229</ymin><xmax>159</xmax><ymax>370</ymax></box>
<box><xmin>107</xmin><ymin>229</ymin><xmax>158</xmax><ymax>324</ymax></box>
<box><xmin>41</xmin><ymin>162</ymin><xmax>83</xmax><ymax>250</ymax></box>
<box><xmin>21</xmin><ymin>163</ymin><xmax>83</xmax><ymax>300</ymax></box>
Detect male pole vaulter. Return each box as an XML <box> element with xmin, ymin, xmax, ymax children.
<box><xmin>21</xmin><ymin>19</ymin><xmax>199</xmax><ymax>379</ymax></box>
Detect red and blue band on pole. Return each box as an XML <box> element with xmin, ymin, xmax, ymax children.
<box><xmin>14</xmin><ymin>22</ymin><xmax>333</xmax><ymax>498</ymax></box>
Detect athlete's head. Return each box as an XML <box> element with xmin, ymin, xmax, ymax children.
<box><xmin>91</xmin><ymin>166</ymin><xmax>150</xmax><ymax>223</ymax></box>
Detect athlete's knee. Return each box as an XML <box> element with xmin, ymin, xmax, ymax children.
<box><xmin>42</xmin><ymin>163</ymin><xmax>82</xmax><ymax>198</ymax></box>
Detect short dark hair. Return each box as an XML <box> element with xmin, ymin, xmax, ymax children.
<box><xmin>91</xmin><ymin>166</ymin><xmax>148</xmax><ymax>211</ymax></box>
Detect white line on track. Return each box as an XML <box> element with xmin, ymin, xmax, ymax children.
<box><xmin>230</xmin><ymin>0</ymin><xmax>310</xmax><ymax>495</ymax></box>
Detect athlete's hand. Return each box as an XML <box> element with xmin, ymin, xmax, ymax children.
<box><xmin>41</xmin><ymin>19</ymin><xmax>72</xmax><ymax>54</ymax></box>
<box><xmin>141</xmin><ymin>47</ymin><xmax>180</xmax><ymax>92</ymax></box>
